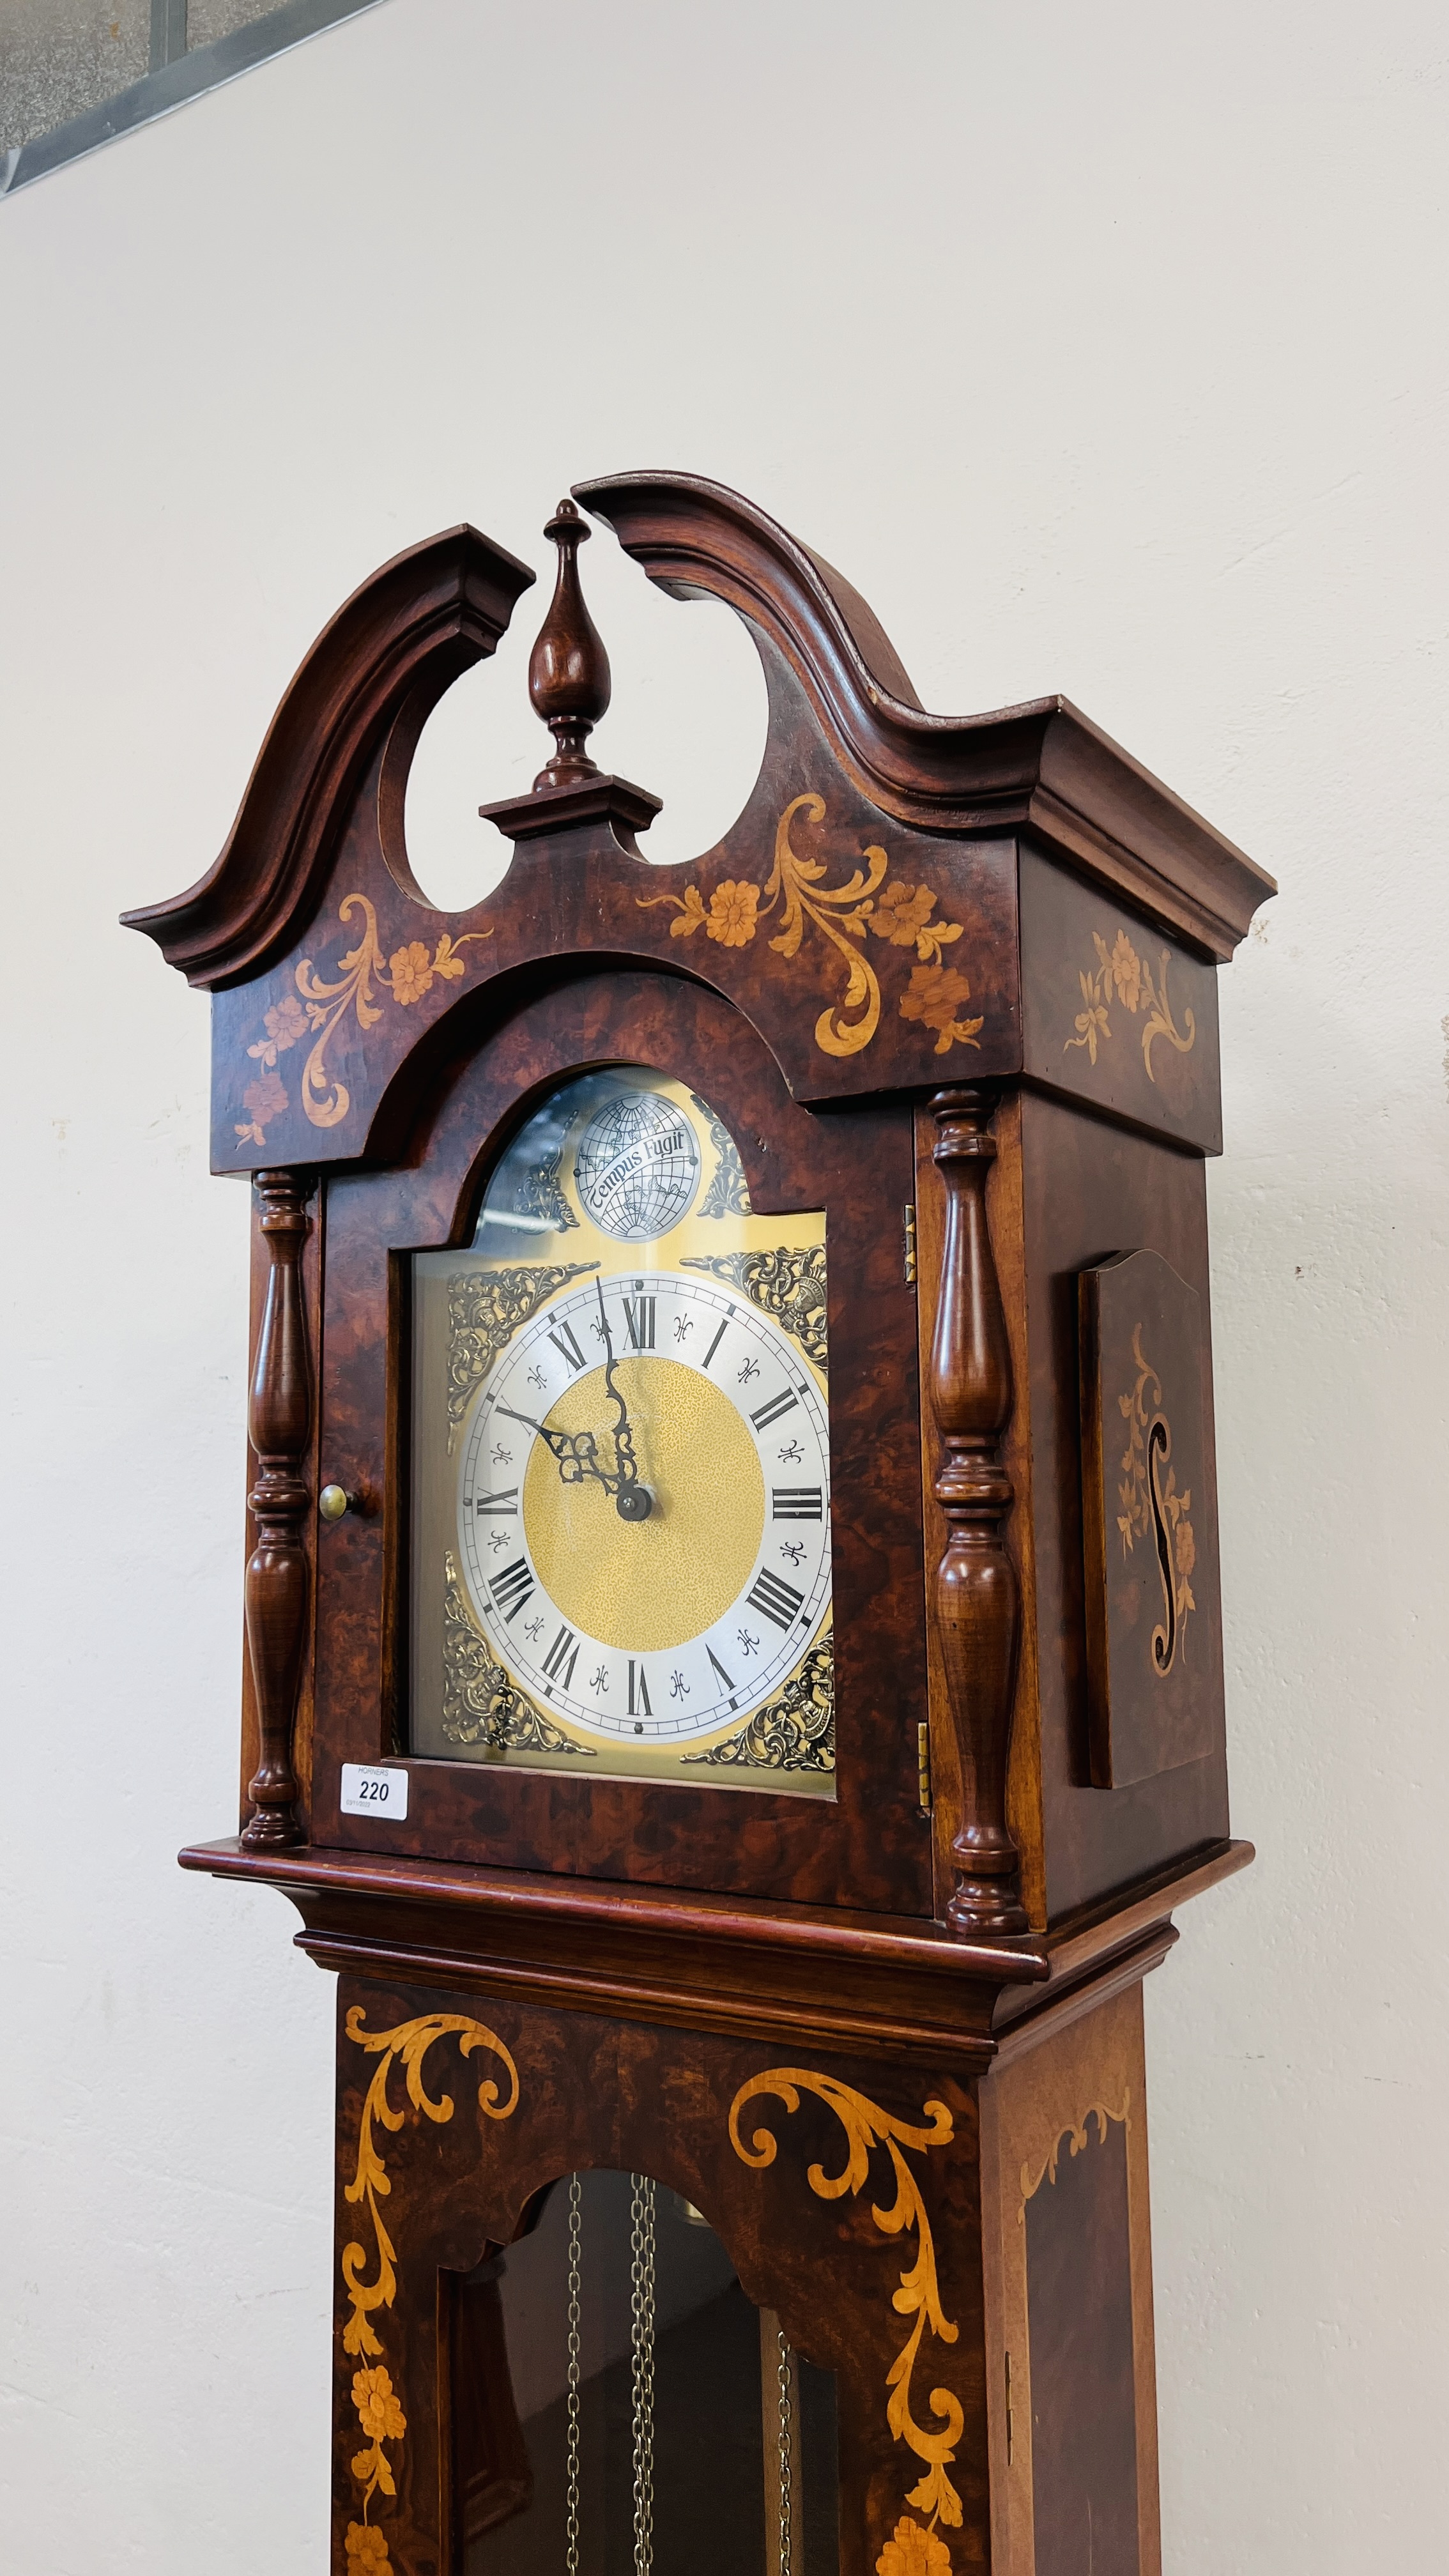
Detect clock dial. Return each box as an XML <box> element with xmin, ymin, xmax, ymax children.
<box><xmin>409</xmin><ymin>1068</ymin><xmax>834</xmax><ymax>1792</ymax></box>
<box><xmin>457</xmin><ymin>1271</ymin><xmax>830</xmax><ymax>1743</ymax></box>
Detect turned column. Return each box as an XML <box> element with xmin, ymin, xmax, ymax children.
<box><xmin>241</xmin><ymin>1168</ymin><xmax>314</xmax><ymax>1848</ymax></box>
<box><xmin>929</xmin><ymin>1088</ymin><xmax>1027</xmax><ymax>1936</ymax></box>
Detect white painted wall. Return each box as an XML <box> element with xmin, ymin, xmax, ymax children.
<box><xmin>1</xmin><ymin>3</ymin><xmax>1444</xmax><ymax>2566</ymax></box>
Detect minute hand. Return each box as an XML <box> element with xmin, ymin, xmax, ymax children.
<box><xmin>595</xmin><ymin>1282</ymin><xmax>641</xmax><ymax>1491</ymax></box>
<box><xmin>595</xmin><ymin>1284</ymin><xmax>652</xmax><ymax>1522</ymax></box>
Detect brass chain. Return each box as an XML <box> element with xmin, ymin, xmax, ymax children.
<box><xmin>776</xmin><ymin>2326</ymin><xmax>795</xmax><ymax>2576</ymax></box>
<box><xmin>629</xmin><ymin>2172</ymin><xmax>657</xmax><ymax>2576</ymax></box>
<box><xmin>565</xmin><ymin>2172</ymin><xmax>583</xmax><ymax>2576</ymax></box>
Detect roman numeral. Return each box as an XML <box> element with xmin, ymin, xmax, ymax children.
<box><xmin>751</xmin><ymin>1388</ymin><xmax>799</xmax><ymax>1431</ymax></box>
<box><xmin>542</xmin><ymin>1624</ymin><xmax>579</xmax><ymax>1688</ymax></box>
<box><xmin>489</xmin><ymin>1558</ymin><xmax>534</xmax><ymax>1623</ymax></box>
<box><xmin>548</xmin><ymin>1319</ymin><xmax>586</xmax><ymax>1372</ymax></box>
<box><xmin>772</xmin><ymin>1486</ymin><xmax>823</xmax><ymax>1520</ymax></box>
<box><xmin>706</xmin><ymin>1646</ymin><xmax>735</xmax><ymax>1699</ymax></box>
<box><xmin>747</xmin><ymin>1567</ymin><xmax>806</xmax><ymax>1630</ymax></box>
<box><xmin>627</xmin><ymin>1659</ymin><xmax>652</xmax><ymax>1717</ymax></box>
<box><xmin>474</xmin><ymin>1487</ymin><xmax>518</xmax><ymax>1515</ymax></box>
<box><xmin>703</xmin><ymin>1317</ymin><xmax>729</xmax><ymax>1369</ymax></box>
<box><xmin>623</xmin><ymin>1296</ymin><xmax>656</xmax><ymax>1351</ymax></box>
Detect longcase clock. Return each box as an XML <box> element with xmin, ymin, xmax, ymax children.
<box><xmin>125</xmin><ymin>473</ymin><xmax>1273</xmax><ymax>2576</ymax></box>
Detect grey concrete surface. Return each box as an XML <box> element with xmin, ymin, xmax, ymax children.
<box><xmin>0</xmin><ymin>0</ymin><xmax>150</xmax><ymax>155</ymax></box>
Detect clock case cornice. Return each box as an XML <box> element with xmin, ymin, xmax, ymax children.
<box><xmin>575</xmin><ymin>470</ymin><xmax>1273</xmax><ymax>963</ymax></box>
<box><xmin>120</xmin><ymin>471</ymin><xmax>1274</xmax><ymax>1187</ymax></box>
<box><xmin>121</xmin><ymin>523</ymin><xmax>537</xmax><ymax>993</ymax></box>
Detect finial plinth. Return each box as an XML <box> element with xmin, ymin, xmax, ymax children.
<box><xmin>528</xmin><ymin>497</ymin><xmax>611</xmax><ymax>791</ymax></box>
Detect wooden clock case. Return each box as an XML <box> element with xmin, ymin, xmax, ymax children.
<box><xmin>126</xmin><ymin>473</ymin><xmax>1272</xmax><ymax>2576</ymax></box>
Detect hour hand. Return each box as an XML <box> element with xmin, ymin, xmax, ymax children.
<box><xmin>595</xmin><ymin>1282</ymin><xmax>648</xmax><ymax>1517</ymax></box>
<box><xmin>494</xmin><ymin>1404</ymin><xmax>611</xmax><ymax>1491</ymax></box>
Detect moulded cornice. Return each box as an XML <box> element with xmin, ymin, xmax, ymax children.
<box><xmin>121</xmin><ymin>524</ymin><xmax>534</xmax><ymax>990</ymax></box>
<box><xmin>574</xmin><ymin>468</ymin><xmax>1276</xmax><ymax>959</ymax></box>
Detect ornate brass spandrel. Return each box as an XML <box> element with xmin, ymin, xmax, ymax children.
<box><xmin>341</xmin><ymin>2009</ymin><xmax>520</xmax><ymax>2575</ymax></box>
<box><xmin>441</xmin><ymin>1552</ymin><xmax>595</xmax><ymax>1756</ymax></box>
<box><xmin>638</xmin><ymin>793</ymin><xmax>981</xmax><ymax>1062</ymax></box>
<box><xmin>446</xmin><ymin>1261</ymin><xmax>601</xmax><ymax>1448</ymax></box>
<box><xmin>679</xmin><ymin>1243</ymin><xmax>828</xmax><ymax>1377</ymax></box>
<box><xmin>729</xmin><ymin>2069</ymin><xmax>964</xmax><ymax>2566</ymax></box>
<box><xmin>683</xmin><ymin>1635</ymin><xmax>834</xmax><ymax>1775</ymax></box>
<box><xmin>514</xmin><ymin>1147</ymin><xmax>578</xmax><ymax>1232</ymax></box>
<box><xmin>691</xmin><ymin>1092</ymin><xmax>752</xmax><ymax>1218</ymax></box>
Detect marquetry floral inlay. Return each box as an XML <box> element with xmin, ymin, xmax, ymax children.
<box><xmin>341</xmin><ymin>2008</ymin><xmax>519</xmax><ymax>2573</ymax></box>
<box><xmin>1117</xmin><ymin>1325</ymin><xmax>1196</xmax><ymax>1675</ymax></box>
<box><xmin>730</xmin><ymin>2069</ymin><xmax>964</xmax><ymax>2559</ymax></box>
<box><xmin>638</xmin><ymin>793</ymin><xmax>981</xmax><ymax>1061</ymax></box>
<box><xmin>877</xmin><ymin>2517</ymin><xmax>954</xmax><ymax>2576</ymax></box>
<box><xmin>234</xmin><ymin>892</ymin><xmax>492</xmax><ymax>1147</ymax></box>
<box><xmin>1064</xmin><ymin>928</ymin><xmax>1195</xmax><ymax>1085</ymax></box>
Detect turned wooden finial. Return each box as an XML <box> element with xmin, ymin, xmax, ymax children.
<box><xmin>528</xmin><ymin>498</ymin><xmax>611</xmax><ymax>791</ymax></box>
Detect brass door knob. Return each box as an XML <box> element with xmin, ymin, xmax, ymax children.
<box><xmin>318</xmin><ymin>1484</ymin><xmax>352</xmax><ymax>1522</ymax></box>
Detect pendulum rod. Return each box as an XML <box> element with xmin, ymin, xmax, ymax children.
<box><xmin>629</xmin><ymin>2173</ymin><xmax>657</xmax><ymax>2576</ymax></box>
<box><xmin>565</xmin><ymin>2173</ymin><xmax>583</xmax><ymax>2576</ymax></box>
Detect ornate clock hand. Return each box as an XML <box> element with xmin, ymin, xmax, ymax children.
<box><xmin>494</xmin><ymin>1403</ymin><xmax>613</xmax><ymax>1492</ymax></box>
<box><xmin>595</xmin><ymin>1280</ymin><xmax>653</xmax><ymax>1522</ymax></box>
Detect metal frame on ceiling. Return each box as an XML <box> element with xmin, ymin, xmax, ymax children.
<box><xmin>1</xmin><ymin>0</ymin><xmax>389</xmax><ymax>198</ymax></box>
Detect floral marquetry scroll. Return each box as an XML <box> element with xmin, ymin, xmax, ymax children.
<box><xmin>1016</xmin><ymin>846</ymin><xmax>1224</xmax><ymax>1157</ymax></box>
<box><xmin>1078</xmin><ymin>1249</ymin><xmax>1223</xmax><ymax>1788</ymax></box>
<box><xmin>638</xmin><ymin>792</ymin><xmax>983</xmax><ymax>1062</ymax></box>
<box><xmin>729</xmin><ymin>2069</ymin><xmax>966</xmax><ymax>2565</ymax></box>
<box><xmin>1063</xmin><ymin>928</ymin><xmax>1195</xmax><ymax>1085</ymax></box>
<box><xmin>235</xmin><ymin>892</ymin><xmax>494</xmax><ymax>1149</ymax></box>
<box><xmin>340</xmin><ymin>2009</ymin><xmax>520</xmax><ymax>2575</ymax></box>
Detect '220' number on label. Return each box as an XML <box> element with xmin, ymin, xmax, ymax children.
<box><xmin>340</xmin><ymin>1763</ymin><xmax>410</xmax><ymax>1820</ymax></box>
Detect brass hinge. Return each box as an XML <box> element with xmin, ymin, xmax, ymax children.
<box><xmin>917</xmin><ymin>1719</ymin><xmax>932</xmax><ymax>1813</ymax></box>
<box><xmin>903</xmin><ymin>1203</ymin><xmax>917</xmax><ymax>1285</ymax></box>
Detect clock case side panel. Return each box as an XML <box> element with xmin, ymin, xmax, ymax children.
<box><xmin>1018</xmin><ymin>1091</ymin><xmax>1230</xmax><ymax>1923</ymax></box>
<box><xmin>309</xmin><ymin>967</ymin><xmax>935</xmax><ymax>1917</ymax></box>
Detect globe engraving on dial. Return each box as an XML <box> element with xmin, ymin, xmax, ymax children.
<box><xmin>457</xmin><ymin>1271</ymin><xmax>831</xmax><ymax>1746</ymax></box>
<box><xmin>573</xmin><ymin>1089</ymin><xmax>702</xmax><ymax>1241</ymax></box>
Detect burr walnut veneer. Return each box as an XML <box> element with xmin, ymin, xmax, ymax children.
<box><xmin>126</xmin><ymin>473</ymin><xmax>1271</xmax><ymax>2576</ymax></box>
